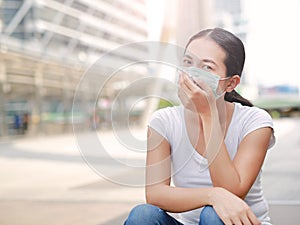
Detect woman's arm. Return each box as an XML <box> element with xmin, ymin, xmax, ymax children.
<box><xmin>180</xmin><ymin>73</ymin><xmax>272</xmax><ymax>198</ymax></box>
<box><xmin>202</xmin><ymin>110</ymin><xmax>272</xmax><ymax>198</ymax></box>
<box><xmin>146</xmin><ymin>127</ymin><xmax>212</xmax><ymax>212</ymax></box>
<box><xmin>146</xmin><ymin>127</ymin><xmax>261</xmax><ymax>225</ymax></box>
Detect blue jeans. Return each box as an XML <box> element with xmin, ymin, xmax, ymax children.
<box><xmin>124</xmin><ymin>204</ymin><xmax>224</xmax><ymax>225</ymax></box>
<box><xmin>199</xmin><ymin>206</ymin><xmax>225</xmax><ymax>225</ymax></box>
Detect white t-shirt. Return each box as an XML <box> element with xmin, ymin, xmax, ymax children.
<box><xmin>149</xmin><ymin>103</ymin><xmax>276</xmax><ymax>225</ymax></box>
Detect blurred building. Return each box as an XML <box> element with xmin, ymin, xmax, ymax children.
<box><xmin>211</xmin><ymin>0</ymin><xmax>257</xmax><ymax>101</ymax></box>
<box><xmin>0</xmin><ymin>0</ymin><xmax>149</xmax><ymax>136</ymax></box>
<box><xmin>0</xmin><ymin>0</ymin><xmax>215</xmax><ymax>137</ymax></box>
<box><xmin>212</xmin><ymin>0</ymin><xmax>247</xmax><ymax>42</ymax></box>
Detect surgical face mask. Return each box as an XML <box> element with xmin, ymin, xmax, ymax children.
<box><xmin>178</xmin><ymin>66</ymin><xmax>229</xmax><ymax>99</ymax></box>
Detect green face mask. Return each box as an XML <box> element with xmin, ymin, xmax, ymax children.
<box><xmin>179</xmin><ymin>66</ymin><xmax>228</xmax><ymax>99</ymax></box>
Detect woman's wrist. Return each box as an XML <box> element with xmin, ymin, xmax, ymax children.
<box><xmin>199</xmin><ymin>110</ymin><xmax>220</xmax><ymax>131</ymax></box>
<box><xmin>207</xmin><ymin>187</ymin><xmax>223</xmax><ymax>206</ymax></box>
<box><xmin>207</xmin><ymin>187</ymin><xmax>216</xmax><ymax>206</ymax></box>
<box><xmin>199</xmin><ymin>103</ymin><xmax>218</xmax><ymax>120</ymax></box>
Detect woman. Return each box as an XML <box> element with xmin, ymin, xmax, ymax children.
<box><xmin>124</xmin><ymin>27</ymin><xmax>275</xmax><ymax>225</ymax></box>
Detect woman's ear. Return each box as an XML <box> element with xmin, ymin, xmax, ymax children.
<box><xmin>226</xmin><ymin>75</ymin><xmax>240</xmax><ymax>92</ymax></box>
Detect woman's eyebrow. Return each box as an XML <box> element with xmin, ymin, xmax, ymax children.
<box><xmin>183</xmin><ymin>54</ymin><xmax>193</xmax><ymax>59</ymax></box>
<box><xmin>202</xmin><ymin>59</ymin><xmax>217</xmax><ymax>65</ymax></box>
<box><xmin>184</xmin><ymin>54</ymin><xmax>217</xmax><ymax>65</ymax></box>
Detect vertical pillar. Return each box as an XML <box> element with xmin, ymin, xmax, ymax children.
<box><xmin>33</xmin><ymin>64</ymin><xmax>44</xmax><ymax>135</ymax></box>
<box><xmin>174</xmin><ymin>0</ymin><xmax>214</xmax><ymax>47</ymax></box>
<box><xmin>62</xmin><ymin>69</ymin><xmax>71</xmax><ymax>132</ymax></box>
<box><xmin>0</xmin><ymin>59</ymin><xmax>8</xmax><ymax>136</ymax></box>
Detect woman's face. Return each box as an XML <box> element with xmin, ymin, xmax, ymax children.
<box><xmin>182</xmin><ymin>37</ymin><xmax>227</xmax><ymax>79</ymax></box>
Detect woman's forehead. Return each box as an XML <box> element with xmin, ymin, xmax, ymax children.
<box><xmin>185</xmin><ymin>37</ymin><xmax>226</xmax><ymax>62</ymax></box>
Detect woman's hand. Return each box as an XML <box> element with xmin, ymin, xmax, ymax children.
<box><xmin>178</xmin><ymin>72</ymin><xmax>217</xmax><ymax>117</ymax></box>
<box><xmin>209</xmin><ymin>187</ymin><xmax>261</xmax><ymax>225</ymax></box>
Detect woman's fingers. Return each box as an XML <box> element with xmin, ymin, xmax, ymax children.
<box><xmin>210</xmin><ymin>188</ymin><xmax>261</xmax><ymax>225</ymax></box>
<box><xmin>179</xmin><ymin>73</ymin><xmax>207</xmax><ymax>99</ymax></box>
<box><xmin>178</xmin><ymin>73</ymin><xmax>190</xmax><ymax>103</ymax></box>
<box><xmin>231</xmin><ymin>211</ymin><xmax>261</xmax><ymax>225</ymax></box>
<box><xmin>192</xmin><ymin>77</ymin><xmax>212</xmax><ymax>94</ymax></box>
<box><xmin>223</xmin><ymin>209</ymin><xmax>261</xmax><ymax>225</ymax></box>
<box><xmin>239</xmin><ymin>213</ymin><xmax>251</xmax><ymax>225</ymax></box>
<box><xmin>247</xmin><ymin>209</ymin><xmax>262</xmax><ymax>225</ymax></box>
<box><xmin>179</xmin><ymin>72</ymin><xmax>194</xmax><ymax>93</ymax></box>
<box><xmin>220</xmin><ymin>214</ymin><xmax>255</xmax><ymax>225</ymax></box>
<box><xmin>218</xmin><ymin>211</ymin><xmax>249</xmax><ymax>225</ymax></box>
<box><xmin>220</xmin><ymin>217</ymin><xmax>231</xmax><ymax>225</ymax></box>
<box><xmin>231</xmin><ymin>216</ymin><xmax>243</xmax><ymax>225</ymax></box>
<box><xmin>181</xmin><ymin>72</ymin><xmax>214</xmax><ymax>99</ymax></box>
<box><xmin>178</xmin><ymin>72</ymin><xmax>216</xmax><ymax>114</ymax></box>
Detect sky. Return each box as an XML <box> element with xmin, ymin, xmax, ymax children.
<box><xmin>244</xmin><ymin>0</ymin><xmax>300</xmax><ymax>87</ymax></box>
<box><xmin>145</xmin><ymin>0</ymin><xmax>300</xmax><ymax>89</ymax></box>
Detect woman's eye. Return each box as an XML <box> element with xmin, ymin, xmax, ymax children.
<box><xmin>182</xmin><ymin>59</ymin><xmax>192</xmax><ymax>65</ymax></box>
<box><xmin>202</xmin><ymin>65</ymin><xmax>212</xmax><ymax>71</ymax></box>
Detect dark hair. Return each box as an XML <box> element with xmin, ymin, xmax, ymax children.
<box><xmin>185</xmin><ymin>27</ymin><xmax>253</xmax><ymax>107</ymax></box>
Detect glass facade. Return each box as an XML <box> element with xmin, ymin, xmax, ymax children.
<box><xmin>0</xmin><ymin>0</ymin><xmax>149</xmax><ymax>136</ymax></box>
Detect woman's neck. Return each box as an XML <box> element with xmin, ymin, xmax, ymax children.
<box><xmin>183</xmin><ymin>100</ymin><xmax>234</xmax><ymax>134</ymax></box>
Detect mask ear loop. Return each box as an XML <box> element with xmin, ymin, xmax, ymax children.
<box><xmin>216</xmin><ymin>77</ymin><xmax>231</xmax><ymax>98</ymax></box>
<box><xmin>219</xmin><ymin>77</ymin><xmax>230</xmax><ymax>81</ymax></box>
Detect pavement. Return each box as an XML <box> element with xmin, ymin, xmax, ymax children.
<box><xmin>0</xmin><ymin>118</ymin><xmax>300</xmax><ymax>225</ymax></box>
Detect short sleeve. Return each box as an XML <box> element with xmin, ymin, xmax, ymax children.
<box><xmin>148</xmin><ymin>108</ymin><xmax>169</xmax><ymax>141</ymax></box>
<box><xmin>240</xmin><ymin>107</ymin><xmax>276</xmax><ymax>149</ymax></box>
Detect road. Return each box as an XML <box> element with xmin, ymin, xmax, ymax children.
<box><xmin>0</xmin><ymin>118</ymin><xmax>299</xmax><ymax>224</ymax></box>
<box><xmin>263</xmin><ymin>118</ymin><xmax>300</xmax><ymax>202</ymax></box>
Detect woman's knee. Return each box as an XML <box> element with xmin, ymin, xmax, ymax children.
<box><xmin>124</xmin><ymin>204</ymin><xmax>164</xmax><ymax>225</ymax></box>
<box><xmin>199</xmin><ymin>206</ymin><xmax>224</xmax><ymax>225</ymax></box>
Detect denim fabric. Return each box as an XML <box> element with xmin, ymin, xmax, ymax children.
<box><xmin>124</xmin><ymin>204</ymin><xmax>183</xmax><ymax>225</ymax></box>
<box><xmin>199</xmin><ymin>206</ymin><xmax>224</xmax><ymax>225</ymax></box>
<box><xmin>124</xmin><ymin>204</ymin><xmax>224</xmax><ymax>225</ymax></box>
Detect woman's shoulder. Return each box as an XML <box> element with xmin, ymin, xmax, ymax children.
<box><xmin>234</xmin><ymin>103</ymin><xmax>272</xmax><ymax>121</ymax></box>
<box><xmin>148</xmin><ymin>105</ymin><xmax>183</xmax><ymax>141</ymax></box>
<box><xmin>233</xmin><ymin>103</ymin><xmax>275</xmax><ymax>148</ymax></box>
<box><xmin>151</xmin><ymin>105</ymin><xmax>183</xmax><ymax>120</ymax></box>
<box><xmin>233</xmin><ymin>103</ymin><xmax>274</xmax><ymax>136</ymax></box>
